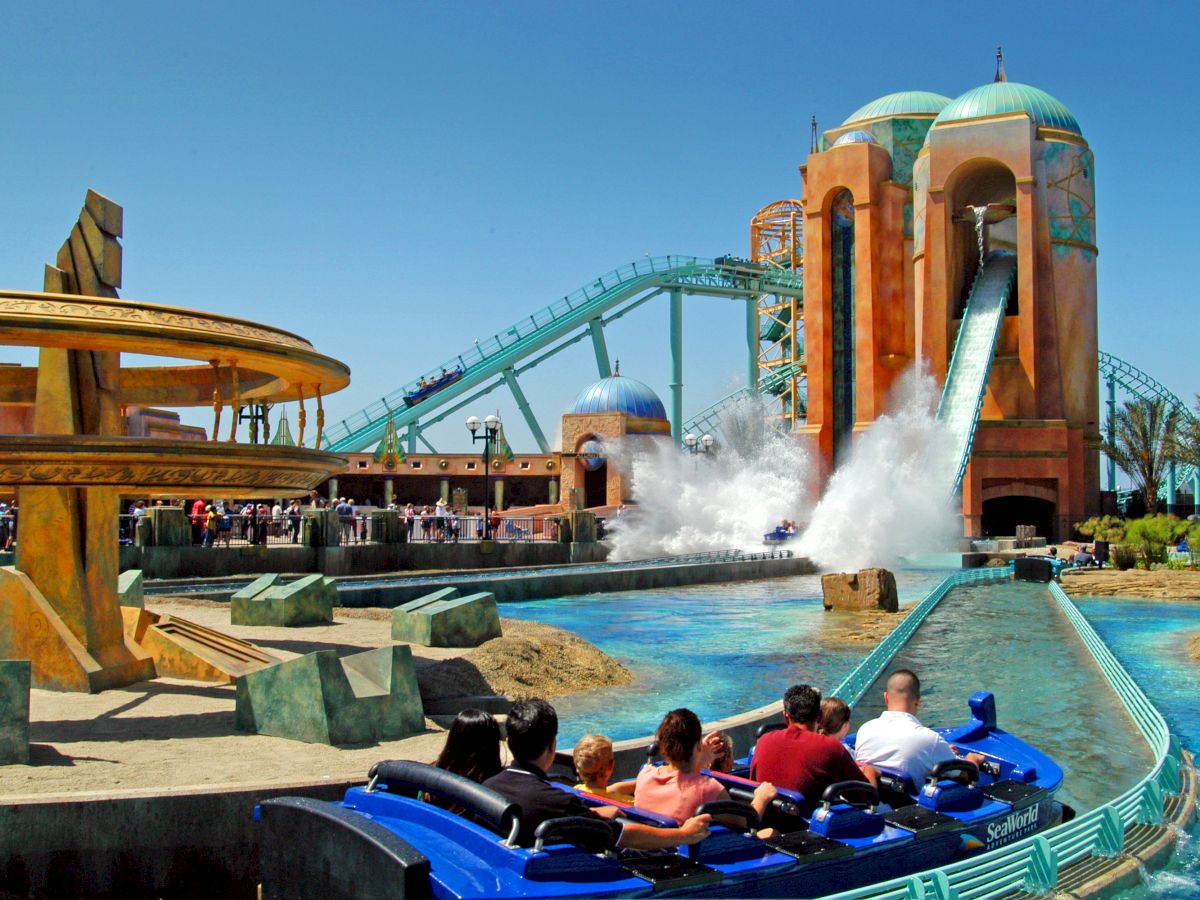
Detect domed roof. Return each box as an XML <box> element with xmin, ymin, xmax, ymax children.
<box><xmin>843</xmin><ymin>91</ymin><xmax>952</xmax><ymax>126</ymax></box>
<box><xmin>933</xmin><ymin>81</ymin><xmax>1080</xmax><ymax>134</ymax></box>
<box><xmin>568</xmin><ymin>373</ymin><xmax>667</xmax><ymax>419</ymax></box>
<box><xmin>833</xmin><ymin>129</ymin><xmax>878</xmax><ymax>146</ymax></box>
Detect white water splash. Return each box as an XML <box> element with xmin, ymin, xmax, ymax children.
<box><xmin>606</xmin><ymin>398</ymin><xmax>814</xmax><ymax>561</ymax></box>
<box><xmin>797</xmin><ymin>369</ymin><xmax>960</xmax><ymax>571</ymax></box>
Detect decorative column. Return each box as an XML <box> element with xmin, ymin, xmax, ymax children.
<box><xmin>669</xmin><ymin>289</ymin><xmax>683</xmax><ymax>443</ymax></box>
<box><xmin>383</xmin><ymin>476</ymin><xmax>394</xmax><ymax>508</ymax></box>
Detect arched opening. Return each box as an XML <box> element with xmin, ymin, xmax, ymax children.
<box><xmin>583</xmin><ymin>464</ymin><xmax>608</xmax><ymax>508</ymax></box>
<box><xmin>830</xmin><ymin>188</ymin><xmax>855</xmax><ymax>464</ymax></box>
<box><xmin>981</xmin><ymin>495</ymin><xmax>1055</xmax><ymax>540</ymax></box>
<box><xmin>946</xmin><ymin>161</ymin><xmax>1018</xmax><ymax>318</ymax></box>
<box><xmin>575</xmin><ymin>435</ymin><xmax>608</xmax><ymax>509</ymax></box>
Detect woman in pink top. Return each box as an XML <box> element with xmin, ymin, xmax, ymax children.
<box><xmin>635</xmin><ymin>709</ymin><xmax>776</xmax><ymax>830</ymax></box>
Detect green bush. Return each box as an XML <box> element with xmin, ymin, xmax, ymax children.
<box><xmin>1123</xmin><ymin>514</ymin><xmax>1185</xmax><ymax>569</ymax></box>
<box><xmin>1110</xmin><ymin>544</ymin><xmax>1137</xmax><ymax>570</ymax></box>
<box><xmin>1075</xmin><ymin>515</ymin><xmax>1126</xmax><ymax>543</ymax></box>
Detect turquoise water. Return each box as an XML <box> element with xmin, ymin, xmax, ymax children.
<box><xmin>1076</xmin><ymin>597</ymin><xmax>1200</xmax><ymax>898</ymax></box>
<box><xmin>499</xmin><ymin>569</ymin><xmax>952</xmax><ymax>745</ymax></box>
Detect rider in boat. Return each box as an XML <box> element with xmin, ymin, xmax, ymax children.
<box><xmin>482</xmin><ymin>699</ymin><xmax>711</xmax><ymax>849</ymax></box>
<box><xmin>750</xmin><ymin>685</ymin><xmax>876</xmax><ymax>804</ymax></box>
<box><xmin>853</xmin><ymin>670</ymin><xmax>986</xmax><ymax>786</ymax></box>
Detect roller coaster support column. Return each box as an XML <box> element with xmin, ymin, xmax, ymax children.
<box><xmin>405</xmin><ymin>424</ymin><xmax>416</xmax><ymax>455</ymax></box>
<box><xmin>1106</xmin><ymin>376</ymin><xmax>1117</xmax><ymax>491</ymax></box>
<box><xmin>669</xmin><ymin>289</ymin><xmax>683</xmax><ymax>443</ymax></box>
<box><xmin>746</xmin><ymin>298</ymin><xmax>758</xmax><ymax>390</ymax></box>
<box><xmin>1167</xmin><ymin>461</ymin><xmax>1177</xmax><ymax>513</ymax></box>
<box><xmin>502</xmin><ymin>366</ymin><xmax>550</xmax><ymax>454</ymax></box>
<box><xmin>588</xmin><ymin>320</ymin><xmax>612</xmax><ymax>379</ymax></box>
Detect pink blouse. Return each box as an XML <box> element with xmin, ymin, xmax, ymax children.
<box><xmin>633</xmin><ymin>765</ymin><xmax>724</xmax><ymax>823</ymax></box>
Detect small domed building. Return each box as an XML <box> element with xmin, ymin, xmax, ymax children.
<box><xmin>559</xmin><ymin>368</ymin><xmax>670</xmax><ymax>508</ymax></box>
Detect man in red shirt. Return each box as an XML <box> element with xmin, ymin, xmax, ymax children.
<box><xmin>750</xmin><ymin>684</ymin><xmax>873</xmax><ymax>806</ymax></box>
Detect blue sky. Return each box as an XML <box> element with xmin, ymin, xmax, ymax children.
<box><xmin>1</xmin><ymin>1</ymin><xmax>1195</xmax><ymax>454</ymax></box>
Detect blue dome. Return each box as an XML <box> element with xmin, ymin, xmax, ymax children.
<box><xmin>933</xmin><ymin>82</ymin><xmax>1081</xmax><ymax>135</ymax></box>
<box><xmin>843</xmin><ymin>91</ymin><xmax>952</xmax><ymax>126</ymax></box>
<box><xmin>568</xmin><ymin>374</ymin><xmax>667</xmax><ymax>419</ymax></box>
<box><xmin>833</xmin><ymin>129</ymin><xmax>877</xmax><ymax>146</ymax></box>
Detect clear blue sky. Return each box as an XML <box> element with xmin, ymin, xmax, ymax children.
<box><xmin>1</xmin><ymin>1</ymin><xmax>1194</xmax><ymax>452</ymax></box>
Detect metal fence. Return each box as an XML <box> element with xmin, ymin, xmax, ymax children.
<box><xmin>822</xmin><ymin>569</ymin><xmax>1185</xmax><ymax>899</ymax></box>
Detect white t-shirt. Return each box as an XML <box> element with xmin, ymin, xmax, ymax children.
<box><xmin>853</xmin><ymin>710</ymin><xmax>956</xmax><ymax>785</ymax></box>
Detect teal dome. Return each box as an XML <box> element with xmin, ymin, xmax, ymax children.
<box><xmin>568</xmin><ymin>374</ymin><xmax>667</xmax><ymax>420</ymax></box>
<box><xmin>843</xmin><ymin>91</ymin><xmax>952</xmax><ymax>125</ymax></box>
<box><xmin>933</xmin><ymin>81</ymin><xmax>1081</xmax><ymax>135</ymax></box>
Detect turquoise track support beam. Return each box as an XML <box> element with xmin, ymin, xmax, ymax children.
<box><xmin>405</xmin><ymin>424</ymin><xmax>416</xmax><ymax>454</ymax></box>
<box><xmin>669</xmin><ymin>289</ymin><xmax>683</xmax><ymax>443</ymax></box>
<box><xmin>502</xmin><ymin>366</ymin><xmax>550</xmax><ymax>454</ymax></box>
<box><xmin>1106</xmin><ymin>376</ymin><xmax>1117</xmax><ymax>491</ymax></box>
<box><xmin>588</xmin><ymin>319</ymin><xmax>612</xmax><ymax>378</ymax></box>
<box><xmin>1167</xmin><ymin>460</ymin><xmax>1177</xmax><ymax>510</ymax></box>
<box><xmin>418</xmin><ymin>433</ymin><xmax>438</xmax><ymax>454</ymax></box>
<box><xmin>746</xmin><ymin>297</ymin><xmax>759</xmax><ymax>390</ymax></box>
<box><xmin>1194</xmin><ymin>471</ymin><xmax>1200</xmax><ymax>513</ymax></box>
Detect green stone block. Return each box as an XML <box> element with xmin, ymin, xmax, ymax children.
<box><xmin>231</xmin><ymin>573</ymin><xmax>282</xmax><ymax>602</ymax></box>
<box><xmin>117</xmin><ymin>569</ymin><xmax>144</xmax><ymax>609</ymax></box>
<box><xmin>391</xmin><ymin>588</ymin><xmax>501</xmax><ymax>648</ymax></box>
<box><xmin>0</xmin><ymin>660</ymin><xmax>30</xmax><ymax>764</ymax></box>
<box><xmin>231</xmin><ymin>573</ymin><xmax>333</xmax><ymax>627</ymax></box>
<box><xmin>235</xmin><ymin>645</ymin><xmax>423</xmax><ymax>745</ymax></box>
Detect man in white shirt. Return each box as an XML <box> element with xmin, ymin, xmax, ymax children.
<box><xmin>853</xmin><ymin>669</ymin><xmax>985</xmax><ymax>786</ymax></box>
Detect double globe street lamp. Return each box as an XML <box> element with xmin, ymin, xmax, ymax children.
<box><xmin>466</xmin><ymin>413</ymin><xmax>502</xmax><ymax>540</ymax></box>
<box><xmin>683</xmin><ymin>432</ymin><xmax>715</xmax><ymax>455</ymax></box>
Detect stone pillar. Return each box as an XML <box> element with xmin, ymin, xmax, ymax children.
<box><xmin>327</xmin><ymin>478</ymin><xmax>339</xmax><ymax>503</ymax></box>
<box><xmin>494</xmin><ymin>478</ymin><xmax>505</xmax><ymax>512</ymax></box>
<box><xmin>383</xmin><ymin>477</ymin><xmax>394</xmax><ymax>508</ymax></box>
<box><xmin>439</xmin><ymin>478</ymin><xmax>450</xmax><ymax>504</ymax></box>
<box><xmin>134</xmin><ymin>514</ymin><xmax>154</xmax><ymax>548</ymax></box>
<box><xmin>369</xmin><ymin>510</ymin><xmax>403</xmax><ymax>544</ymax></box>
<box><xmin>302</xmin><ymin>508</ymin><xmax>340</xmax><ymax>547</ymax></box>
<box><xmin>146</xmin><ymin>506</ymin><xmax>189</xmax><ymax>547</ymax></box>
<box><xmin>548</xmin><ymin>478</ymin><xmax>559</xmax><ymax>505</ymax></box>
<box><xmin>0</xmin><ymin>659</ymin><xmax>30</xmax><ymax>764</ymax></box>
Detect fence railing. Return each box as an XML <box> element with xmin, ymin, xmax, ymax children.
<box><xmin>823</xmin><ymin>573</ymin><xmax>1185</xmax><ymax>899</ymax></box>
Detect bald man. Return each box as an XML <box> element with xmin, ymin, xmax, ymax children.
<box><xmin>853</xmin><ymin>669</ymin><xmax>985</xmax><ymax>786</ymax></box>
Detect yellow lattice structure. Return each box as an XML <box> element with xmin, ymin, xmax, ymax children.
<box><xmin>751</xmin><ymin>200</ymin><xmax>805</xmax><ymax>426</ymax></box>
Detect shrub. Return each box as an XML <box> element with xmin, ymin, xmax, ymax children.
<box><xmin>1075</xmin><ymin>515</ymin><xmax>1126</xmax><ymax>543</ymax></box>
<box><xmin>1110</xmin><ymin>544</ymin><xmax>1137</xmax><ymax>570</ymax></box>
<box><xmin>1123</xmin><ymin>515</ymin><xmax>1183</xmax><ymax>569</ymax></box>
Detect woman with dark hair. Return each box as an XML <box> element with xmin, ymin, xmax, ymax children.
<box><xmin>426</xmin><ymin>709</ymin><xmax>503</xmax><ymax>812</ymax></box>
<box><xmin>635</xmin><ymin>708</ymin><xmax>776</xmax><ymax>827</ymax></box>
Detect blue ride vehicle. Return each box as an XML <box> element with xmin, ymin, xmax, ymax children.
<box><xmin>404</xmin><ymin>367</ymin><xmax>465</xmax><ymax>407</ymax></box>
<box><xmin>256</xmin><ymin>692</ymin><xmax>1066</xmax><ymax>899</ymax></box>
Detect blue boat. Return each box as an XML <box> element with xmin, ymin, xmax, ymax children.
<box><xmin>257</xmin><ymin>692</ymin><xmax>1067</xmax><ymax>899</ymax></box>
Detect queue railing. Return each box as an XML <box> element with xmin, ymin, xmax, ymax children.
<box><xmin>822</xmin><ymin>574</ymin><xmax>1185</xmax><ymax>899</ymax></box>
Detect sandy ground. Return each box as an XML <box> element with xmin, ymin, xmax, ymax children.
<box><xmin>0</xmin><ymin>600</ymin><xmax>628</xmax><ymax>799</ymax></box>
<box><xmin>1059</xmin><ymin>568</ymin><xmax>1200</xmax><ymax>602</ymax></box>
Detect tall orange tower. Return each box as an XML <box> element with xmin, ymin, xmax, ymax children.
<box><xmin>796</xmin><ymin>65</ymin><xmax>1100</xmax><ymax>539</ymax></box>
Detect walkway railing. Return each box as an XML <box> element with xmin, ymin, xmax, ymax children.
<box><xmin>823</xmin><ymin>575</ymin><xmax>1185</xmax><ymax>899</ymax></box>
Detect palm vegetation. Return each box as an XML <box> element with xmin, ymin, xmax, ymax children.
<box><xmin>1101</xmin><ymin>397</ymin><xmax>1181</xmax><ymax>513</ymax></box>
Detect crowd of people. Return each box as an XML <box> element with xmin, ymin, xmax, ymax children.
<box><xmin>418</xmin><ymin>668</ymin><xmax>983</xmax><ymax>848</ymax></box>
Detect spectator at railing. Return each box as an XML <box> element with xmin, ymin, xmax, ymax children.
<box><xmin>288</xmin><ymin>500</ymin><xmax>302</xmax><ymax>543</ymax></box>
<box><xmin>190</xmin><ymin>498</ymin><xmax>206</xmax><ymax>545</ymax></box>
<box><xmin>404</xmin><ymin>503</ymin><xmax>415</xmax><ymax>541</ymax></box>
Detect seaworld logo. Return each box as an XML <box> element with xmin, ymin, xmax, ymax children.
<box><xmin>985</xmin><ymin>805</ymin><xmax>1040</xmax><ymax>848</ymax></box>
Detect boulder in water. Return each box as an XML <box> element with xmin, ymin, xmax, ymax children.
<box><xmin>822</xmin><ymin>568</ymin><xmax>899</xmax><ymax>612</ymax></box>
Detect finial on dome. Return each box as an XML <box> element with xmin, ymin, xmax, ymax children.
<box><xmin>810</xmin><ymin>115</ymin><xmax>819</xmax><ymax>153</ymax></box>
<box><xmin>994</xmin><ymin>46</ymin><xmax>1007</xmax><ymax>83</ymax></box>
<box><xmin>614</xmin><ymin>359</ymin><xmax>621</xmax><ymax>376</ymax></box>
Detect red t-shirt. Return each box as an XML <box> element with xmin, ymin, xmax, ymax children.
<box><xmin>749</xmin><ymin>724</ymin><xmax>866</xmax><ymax>802</ymax></box>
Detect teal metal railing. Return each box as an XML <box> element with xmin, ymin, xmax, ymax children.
<box><xmin>824</xmin><ymin>578</ymin><xmax>1185</xmax><ymax>899</ymax></box>
<box><xmin>680</xmin><ymin>358</ymin><xmax>807</xmax><ymax>442</ymax></box>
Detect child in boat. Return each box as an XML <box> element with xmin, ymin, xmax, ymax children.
<box><xmin>635</xmin><ymin>709</ymin><xmax>776</xmax><ymax>833</ymax></box>
<box><xmin>818</xmin><ymin>697</ymin><xmax>852</xmax><ymax>740</ymax></box>
<box><xmin>572</xmin><ymin>733</ymin><xmax>636</xmax><ymax>802</ymax></box>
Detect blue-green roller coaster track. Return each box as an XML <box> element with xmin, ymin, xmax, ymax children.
<box><xmin>320</xmin><ymin>256</ymin><xmax>803</xmax><ymax>455</ymax></box>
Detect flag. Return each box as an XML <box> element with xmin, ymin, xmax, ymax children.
<box><xmin>374</xmin><ymin>412</ymin><xmax>405</xmax><ymax>469</ymax></box>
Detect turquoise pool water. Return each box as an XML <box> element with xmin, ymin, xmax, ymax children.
<box><xmin>1076</xmin><ymin>597</ymin><xmax>1200</xmax><ymax>898</ymax></box>
<box><xmin>499</xmin><ymin>569</ymin><xmax>952</xmax><ymax>745</ymax></box>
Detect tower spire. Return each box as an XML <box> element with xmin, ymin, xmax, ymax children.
<box><xmin>994</xmin><ymin>45</ymin><xmax>1007</xmax><ymax>83</ymax></box>
<box><xmin>810</xmin><ymin>115</ymin><xmax>819</xmax><ymax>153</ymax></box>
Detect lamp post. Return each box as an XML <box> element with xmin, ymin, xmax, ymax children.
<box><xmin>466</xmin><ymin>413</ymin><xmax>502</xmax><ymax>540</ymax></box>
<box><xmin>683</xmin><ymin>432</ymin><xmax>715</xmax><ymax>468</ymax></box>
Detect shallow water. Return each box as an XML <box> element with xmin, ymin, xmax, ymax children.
<box><xmin>499</xmin><ymin>569</ymin><xmax>952</xmax><ymax>745</ymax></box>
<box><xmin>1075</xmin><ymin>597</ymin><xmax>1200</xmax><ymax>898</ymax></box>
